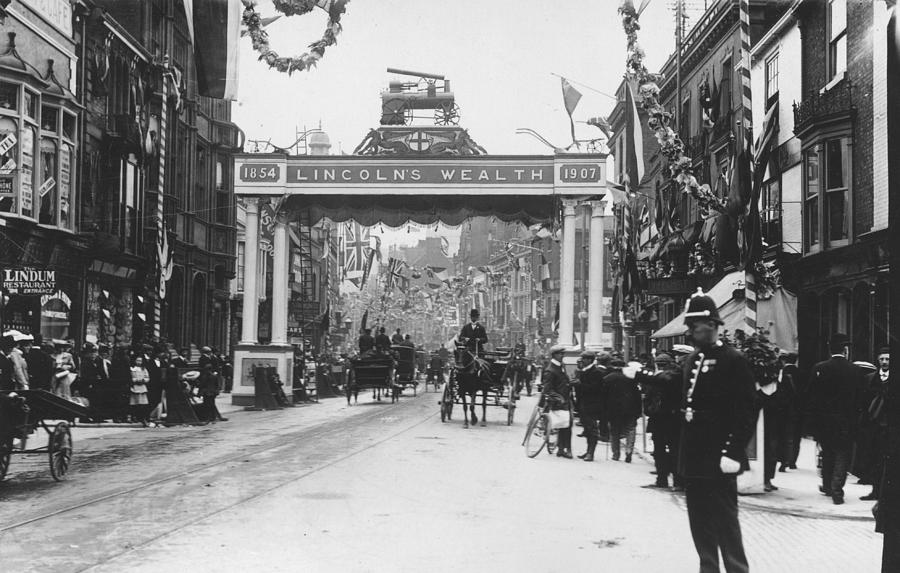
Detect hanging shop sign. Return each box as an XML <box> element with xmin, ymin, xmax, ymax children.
<box><xmin>2</xmin><ymin>267</ymin><xmax>57</xmax><ymax>295</ymax></box>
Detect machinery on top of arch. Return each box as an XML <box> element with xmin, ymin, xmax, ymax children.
<box><xmin>354</xmin><ymin>68</ymin><xmax>487</xmax><ymax>156</ymax></box>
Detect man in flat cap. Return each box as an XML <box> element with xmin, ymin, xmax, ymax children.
<box><xmin>574</xmin><ymin>349</ymin><xmax>606</xmax><ymax>462</ymax></box>
<box><xmin>808</xmin><ymin>332</ymin><xmax>864</xmax><ymax>505</ymax></box>
<box><xmin>543</xmin><ymin>344</ymin><xmax>573</xmax><ymax>459</ymax></box>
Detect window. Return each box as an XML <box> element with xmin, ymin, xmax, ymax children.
<box><xmin>765</xmin><ymin>53</ymin><xmax>779</xmax><ymax>103</ymax></box>
<box><xmin>804</xmin><ymin>150</ymin><xmax>820</xmax><ymax>250</ymax></box>
<box><xmin>720</xmin><ymin>57</ymin><xmax>732</xmax><ymax>119</ymax></box>
<box><xmin>122</xmin><ymin>154</ymin><xmax>140</xmax><ymax>252</ymax></box>
<box><xmin>761</xmin><ymin>178</ymin><xmax>781</xmax><ymax>247</ymax></box>
<box><xmin>680</xmin><ymin>96</ymin><xmax>691</xmax><ymax>141</ymax></box>
<box><xmin>39</xmin><ymin>138</ymin><xmax>58</xmax><ymax>225</ymax></box>
<box><xmin>804</xmin><ymin>138</ymin><xmax>850</xmax><ymax>252</ymax></box>
<box><xmin>824</xmin><ymin>139</ymin><xmax>849</xmax><ymax>244</ymax></box>
<box><xmin>237</xmin><ymin>242</ymin><xmax>245</xmax><ymax>292</ymax></box>
<box><xmin>827</xmin><ymin>0</ymin><xmax>847</xmax><ymax>81</ymax></box>
<box><xmin>0</xmin><ymin>117</ymin><xmax>18</xmax><ymax>213</ymax></box>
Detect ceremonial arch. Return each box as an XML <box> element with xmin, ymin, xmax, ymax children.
<box><xmin>231</xmin><ymin>127</ymin><xmax>610</xmax><ymax>405</ymax></box>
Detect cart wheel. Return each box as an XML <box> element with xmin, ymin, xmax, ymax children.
<box><xmin>0</xmin><ymin>438</ymin><xmax>12</xmax><ymax>481</ymax></box>
<box><xmin>381</xmin><ymin>98</ymin><xmax>411</xmax><ymax>126</ymax></box>
<box><xmin>506</xmin><ymin>382</ymin><xmax>516</xmax><ymax>426</ymax></box>
<box><xmin>434</xmin><ymin>102</ymin><xmax>460</xmax><ymax>126</ymax></box>
<box><xmin>524</xmin><ymin>413</ymin><xmax>547</xmax><ymax>458</ymax></box>
<box><xmin>48</xmin><ymin>422</ymin><xmax>73</xmax><ymax>481</ymax></box>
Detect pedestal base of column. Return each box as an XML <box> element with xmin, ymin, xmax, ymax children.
<box><xmin>232</xmin><ymin>343</ymin><xmax>295</xmax><ymax>407</ymax></box>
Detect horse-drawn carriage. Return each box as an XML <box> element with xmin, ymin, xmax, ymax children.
<box><xmin>392</xmin><ymin>345</ymin><xmax>419</xmax><ymax>396</ymax></box>
<box><xmin>345</xmin><ymin>354</ymin><xmax>396</xmax><ymax>404</ymax></box>
<box><xmin>439</xmin><ymin>343</ymin><xmax>519</xmax><ymax>428</ymax></box>
<box><xmin>0</xmin><ymin>390</ymin><xmax>88</xmax><ymax>482</ymax></box>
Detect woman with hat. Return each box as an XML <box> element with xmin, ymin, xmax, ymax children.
<box><xmin>542</xmin><ymin>344</ymin><xmax>573</xmax><ymax>459</ymax></box>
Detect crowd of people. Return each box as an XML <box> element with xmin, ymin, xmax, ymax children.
<box><xmin>0</xmin><ymin>330</ymin><xmax>232</xmax><ymax>425</ymax></box>
<box><xmin>533</xmin><ymin>290</ymin><xmax>895</xmax><ymax>571</ymax></box>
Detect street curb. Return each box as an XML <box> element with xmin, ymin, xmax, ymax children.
<box><xmin>630</xmin><ymin>442</ymin><xmax>875</xmax><ymax>523</ymax></box>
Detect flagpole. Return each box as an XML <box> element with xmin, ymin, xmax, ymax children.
<box><xmin>738</xmin><ymin>0</ymin><xmax>757</xmax><ymax>333</ymax></box>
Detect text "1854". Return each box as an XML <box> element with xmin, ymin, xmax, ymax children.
<box><xmin>239</xmin><ymin>164</ymin><xmax>280</xmax><ymax>182</ymax></box>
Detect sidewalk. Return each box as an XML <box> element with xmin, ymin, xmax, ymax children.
<box><xmin>631</xmin><ymin>430</ymin><xmax>877</xmax><ymax>521</ymax></box>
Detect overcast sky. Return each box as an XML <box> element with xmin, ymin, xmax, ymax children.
<box><xmin>232</xmin><ymin>0</ymin><xmax>702</xmax><ymax>249</ymax></box>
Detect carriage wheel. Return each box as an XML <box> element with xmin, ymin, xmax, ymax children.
<box><xmin>48</xmin><ymin>422</ymin><xmax>73</xmax><ymax>481</ymax></box>
<box><xmin>0</xmin><ymin>438</ymin><xmax>12</xmax><ymax>481</ymax></box>
<box><xmin>524</xmin><ymin>413</ymin><xmax>547</xmax><ymax>458</ymax></box>
<box><xmin>382</xmin><ymin>98</ymin><xmax>411</xmax><ymax>126</ymax></box>
<box><xmin>434</xmin><ymin>102</ymin><xmax>460</xmax><ymax>126</ymax></box>
<box><xmin>506</xmin><ymin>381</ymin><xmax>517</xmax><ymax>426</ymax></box>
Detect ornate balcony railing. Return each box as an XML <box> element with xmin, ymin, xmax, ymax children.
<box><xmin>793</xmin><ymin>80</ymin><xmax>854</xmax><ymax>136</ymax></box>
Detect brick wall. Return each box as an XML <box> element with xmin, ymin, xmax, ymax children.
<box><xmin>872</xmin><ymin>1</ymin><xmax>890</xmax><ymax>231</ymax></box>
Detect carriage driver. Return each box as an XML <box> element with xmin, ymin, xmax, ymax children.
<box><xmin>458</xmin><ymin>308</ymin><xmax>488</xmax><ymax>355</ymax></box>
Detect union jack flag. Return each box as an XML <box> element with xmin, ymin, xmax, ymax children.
<box><xmin>386</xmin><ymin>257</ymin><xmax>407</xmax><ymax>291</ymax></box>
<box><xmin>343</xmin><ymin>222</ymin><xmax>370</xmax><ymax>277</ymax></box>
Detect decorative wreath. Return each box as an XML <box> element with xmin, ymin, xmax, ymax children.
<box><xmin>241</xmin><ymin>0</ymin><xmax>349</xmax><ymax>75</ymax></box>
<box><xmin>617</xmin><ymin>1</ymin><xmax>724</xmax><ymax>217</ymax></box>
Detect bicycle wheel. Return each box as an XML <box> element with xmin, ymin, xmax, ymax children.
<box><xmin>546</xmin><ymin>423</ymin><xmax>558</xmax><ymax>455</ymax></box>
<box><xmin>524</xmin><ymin>413</ymin><xmax>547</xmax><ymax>458</ymax></box>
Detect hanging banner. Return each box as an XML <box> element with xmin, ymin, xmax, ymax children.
<box><xmin>2</xmin><ymin>267</ymin><xmax>57</xmax><ymax>295</ymax></box>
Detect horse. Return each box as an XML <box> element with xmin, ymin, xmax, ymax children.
<box><xmin>455</xmin><ymin>346</ymin><xmax>494</xmax><ymax>428</ymax></box>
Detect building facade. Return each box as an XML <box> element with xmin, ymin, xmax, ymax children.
<box><xmin>0</xmin><ymin>0</ymin><xmax>242</xmax><ymax>350</ymax></box>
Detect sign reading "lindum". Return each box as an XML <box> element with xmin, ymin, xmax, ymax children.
<box><xmin>2</xmin><ymin>268</ymin><xmax>57</xmax><ymax>295</ymax></box>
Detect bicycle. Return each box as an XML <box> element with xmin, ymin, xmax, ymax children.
<box><xmin>522</xmin><ymin>389</ymin><xmax>561</xmax><ymax>458</ymax></box>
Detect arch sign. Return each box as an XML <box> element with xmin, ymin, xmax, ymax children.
<box><xmin>235</xmin><ymin>154</ymin><xmax>607</xmax><ymax>196</ymax></box>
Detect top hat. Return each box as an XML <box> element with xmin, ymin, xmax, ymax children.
<box><xmin>470</xmin><ymin>308</ymin><xmax>480</xmax><ymax>319</ymax></box>
<box><xmin>683</xmin><ymin>288</ymin><xmax>723</xmax><ymax>326</ymax></box>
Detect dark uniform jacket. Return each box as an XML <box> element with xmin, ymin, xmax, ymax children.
<box><xmin>807</xmin><ymin>355</ymin><xmax>863</xmax><ymax>440</ymax></box>
<box><xmin>636</xmin><ymin>367</ymin><xmax>682</xmax><ymax>433</ymax></box>
<box><xmin>677</xmin><ymin>342</ymin><xmax>757</xmax><ymax>479</ymax></box>
<box><xmin>358</xmin><ymin>334</ymin><xmax>375</xmax><ymax>354</ymax></box>
<box><xmin>601</xmin><ymin>369</ymin><xmax>642</xmax><ymax>427</ymax></box>
<box><xmin>459</xmin><ymin>321</ymin><xmax>487</xmax><ymax>352</ymax></box>
<box><xmin>375</xmin><ymin>333</ymin><xmax>392</xmax><ymax>353</ymax></box>
<box><xmin>542</xmin><ymin>360</ymin><xmax>571</xmax><ymax>411</ymax></box>
<box><xmin>26</xmin><ymin>347</ymin><xmax>54</xmax><ymax>391</ymax></box>
<box><xmin>0</xmin><ymin>351</ymin><xmax>13</xmax><ymax>393</ymax></box>
<box><xmin>575</xmin><ymin>364</ymin><xmax>606</xmax><ymax>418</ymax></box>
<box><xmin>876</xmin><ymin>375</ymin><xmax>900</xmax><ymax>534</ymax></box>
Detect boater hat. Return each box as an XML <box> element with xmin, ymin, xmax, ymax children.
<box><xmin>683</xmin><ymin>288</ymin><xmax>723</xmax><ymax>326</ymax></box>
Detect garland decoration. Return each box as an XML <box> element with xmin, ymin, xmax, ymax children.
<box><xmin>618</xmin><ymin>1</ymin><xmax>724</xmax><ymax>217</ymax></box>
<box><xmin>241</xmin><ymin>0</ymin><xmax>348</xmax><ymax>75</ymax></box>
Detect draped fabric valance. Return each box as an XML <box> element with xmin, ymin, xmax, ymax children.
<box><xmin>281</xmin><ymin>194</ymin><xmax>559</xmax><ymax>227</ymax></box>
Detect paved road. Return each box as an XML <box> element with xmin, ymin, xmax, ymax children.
<box><xmin>0</xmin><ymin>391</ymin><xmax>884</xmax><ymax>572</ymax></box>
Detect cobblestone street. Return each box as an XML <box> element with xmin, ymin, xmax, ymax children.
<box><xmin>0</xmin><ymin>392</ymin><xmax>883</xmax><ymax>572</ymax></box>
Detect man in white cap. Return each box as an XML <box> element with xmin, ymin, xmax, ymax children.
<box><xmin>543</xmin><ymin>344</ymin><xmax>573</xmax><ymax>459</ymax></box>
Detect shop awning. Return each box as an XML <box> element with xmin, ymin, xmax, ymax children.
<box><xmin>650</xmin><ymin>271</ymin><xmax>798</xmax><ymax>352</ymax></box>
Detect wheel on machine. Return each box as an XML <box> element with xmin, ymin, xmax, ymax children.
<box><xmin>0</xmin><ymin>438</ymin><xmax>12</xmax><ymax>481</ymax></box>
<box><xmin>48</xmin><ymin>421</ymin><xmax>72</xmax><ymax>481</ymax></box>
<box><xmin>545</xmin><ymin>421</ymin><xmax>558</xmax><ymax>455</ymax></box>
<box><xmin>524</xmin><ymin>413</ymin><xmax>547</xmax><ymax>458</ymax></box>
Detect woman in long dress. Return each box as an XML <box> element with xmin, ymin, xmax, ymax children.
<box><xmin>52</xmin><ymin>342</ymin><xmax>77</xmax><ymax>400</ymax></box>
<box><xmin>130</xmin><ymin>356</ymin><xmax>150</xmax><ymax>426</ymax></box>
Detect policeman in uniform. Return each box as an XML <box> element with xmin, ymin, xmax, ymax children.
<box><xmin>633</xmin><ymin>352</ymin><xmax>683</xmax><ymax>488</ymax></box>
<box><xmin>672</xmin><ymin>289</ymin><xmax>755</xmax><ymax>572</ymax></box>
<box><xmin>458</xmin><ymin>308</ymin><xmax>488</xmax><ymax>355</ymax></box>
<box><xmin>542</xmin><ymin>344</ymin><xmax>573</xmax><ymax>459</ymax></box>
<box><xmin>574</xmin><ymin>349</ymin><xmax>606</xmax><ymax>462</ymax></box>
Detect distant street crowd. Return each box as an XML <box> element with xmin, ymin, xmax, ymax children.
<box><xmin>0</xmin><ymin>331</ymin><xmax>232</xmax><ymax>425</ymax></box>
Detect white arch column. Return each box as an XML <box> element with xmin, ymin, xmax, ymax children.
<box><xmin>270</xmin><ymin>217</ymin><xmax>290</xmax><ymax>346</ymax></box>
<box><xmin>586</xmin><ymin>200</ymin><xmax>606</xmax><ymax>349</ymax></box>
<box><xmin>240</xmin><ymin>197</ymin><xmax>260</xmax><ymax>344</ymax></box>
<box><xmin>557</xmin><ymin>199</ymin><xmax>578</xmax><ymax>347</ymax></box>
